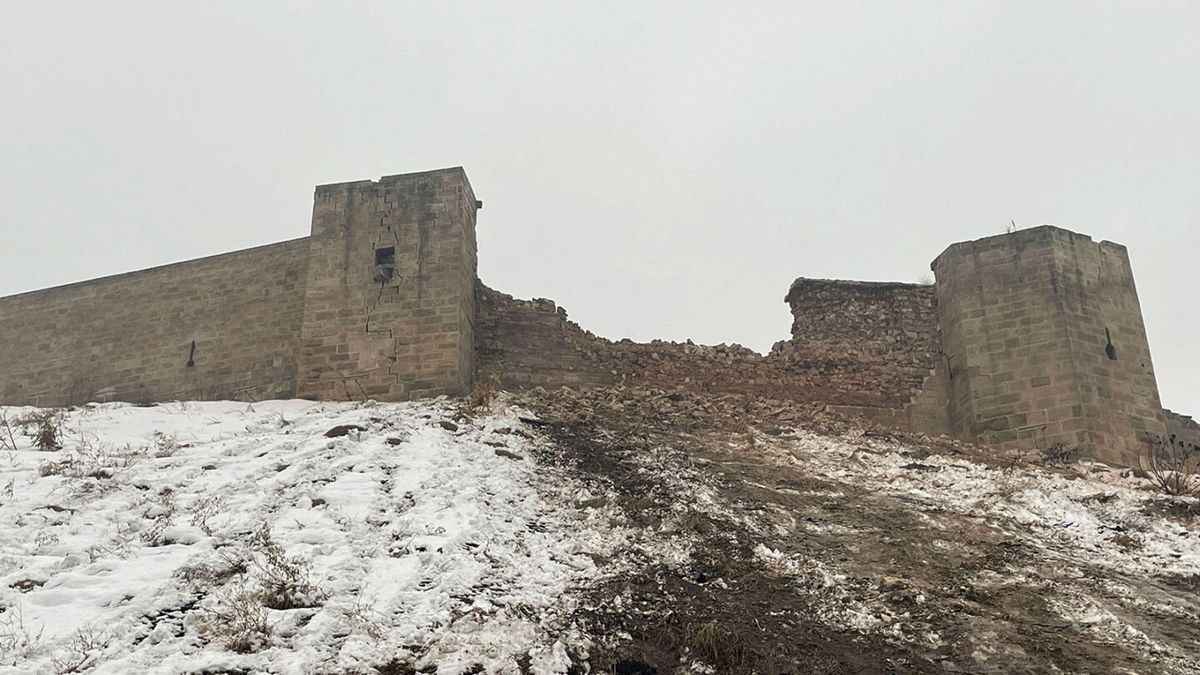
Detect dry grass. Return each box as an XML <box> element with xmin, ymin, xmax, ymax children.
<box><xmin>198</xmin><ymin>585</ymin><xmax>273</xmax><ymax>654</ymax></box>
<box><xmin>465</xmin><ymin>374</ymin><xmax>502</xmax><ymax>415</ymax></box>
<box><xmin>248</xmin><ymin>524</ymin><xmax>326</xmax><ymax>610</ymax></box>
<box><xmin>684</xmin><ymin>621</ymin><xmax>749</xmax><ymax>669</ymax></box>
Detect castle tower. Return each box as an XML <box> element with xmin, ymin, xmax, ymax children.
<box><xmin>296</xmin><ymin>168</ymin><xmax>479</xmax><ymax>401</ymax></box>
<box><xmin>932</xmin><ymin>226</ymin><xmax>1165</xmax><ymax>466</ymax></box>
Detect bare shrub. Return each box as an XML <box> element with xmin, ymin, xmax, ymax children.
<box><xmin>195</xmin><ymin>527</ymin><xmax>324</xmax><ymax>653</ymax></box>
<box><xmin>140</xmin><ymin>489</ymin><xmax>178</xmax><ymax>544</ymax></box>
<box><xmin>38</xmin><ymin>458</ymin><xmax>75</xmax><ymax>478</ymax></box>
<box><xmin>465</xmin><ymin>374</ymin><xmax>502</xmax><ymax>415</ymax></box>
<box><xmin>37</xmin><ymin>439</ymin><xmax>142</xmax><ymax>481</ymax></box>
<box><xmin>0</xmin><ymin>606</ymin><xmax>43</xmax><ymax>666</ymax></box>
<box><xmin>339</xmin><ymin>597</ymin><xmax>385</xmax><ymax>641</ymax></box>
<box><xmin>151</xmin><ymin>431</ymin><xmax>179</xmax><ymax>458</ymax></box>
<box><xmin>0</xmin><ymin>411</ymin><xmax>20</xmax><ymax>453</ymax></box>
<box><xmin>50</xmin><ymin>623</ymin><xmax>112</xmax><ymax>673</ymax></box>
<box><xmin>198</xmin><ymin>586</ymin><xmax>272</xmax><ymax>654</ymax></box>
<box><xmin>1142</xmin><ymin>434</ymin><xmax>1200</xmax><ymax>497</ymax></box>
<box><xmin>33</xmin><ymin>529</ymin><xmax>60</xmax><ymax>553</ymax></box>
<box><xmin>248</xmin><ymin>524</ymin><xmax>326</xmax><ymax>610</ymax></box>
<box><xmin>176</xmin><ymin>550</ymin><xmax>249</xmax><ymax>588</ymax></box>
<box><xmin>1042</xmin><ymin>441</ymin><xmax>1082</xmax><ymax>466</ymax></box>
<box><xmin>189</xmin><ymin>495</ymin><xmax>227</xmax><ymax>535</ymax></box>
<box><xmin>17</xmin><ymin>410</ymin><xmax>65</xmax><ymax>451</ymax></box>
<box><xmin>990</xmin><ymin>453</ymin><xmax>1031</xmax><ymax>500</ymax></box>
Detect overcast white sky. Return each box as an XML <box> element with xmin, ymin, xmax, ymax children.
<box><xmin>1</xmin><ymin>1</ymin><xmax>1197</xmax><ymax>413</ymax></box>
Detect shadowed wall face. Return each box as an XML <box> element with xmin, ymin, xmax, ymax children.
<box><xmin>297</xmin><ymin>168</ymin><xmax>479</xmax><ymax>401</ymax></box>
<box><xmin>0</xmin><ymin>239</ymin><xmax>309</xmax><ymax>406</ymax></box>
<box><xmin>932</xmin><ymin>226</ymin><xmax>1165</xmax><ymax>466</ymax></box>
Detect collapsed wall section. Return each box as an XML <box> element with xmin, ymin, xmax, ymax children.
<box><xmin>0</xmin><ymin>239</ymin><xmax>309</xmax><ymax>406</ymax></box>
<box><xmin>476</xmin><ymin>280</ymin><xmax>948</xmax><ymax>429</ymax></box>
<box><xmin>297</xmin><ymin>168</ymin><xmax>478</xmax><ymax>401</ymax></box>
<box><xmin>475</xmin><ymin>285</ymin><xmax>616</xmax><ymax>390</ymax></box>
<box><xmin>477</xmin><ymin>284</ymin><xmax>790</xmax><ymax>396</ymax></box>
<box><xmin>932</xmin><ymin>226</ymin><xmax>1165</xmax><ymax>466</ymax></box>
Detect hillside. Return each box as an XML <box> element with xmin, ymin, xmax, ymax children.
<box><xmin>1</xmin><ymin>392</ymin><xmax>1198</xmax><ymax>674</ymax></box>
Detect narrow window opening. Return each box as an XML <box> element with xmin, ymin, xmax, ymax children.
<box><xmin>374</xmin><ymin>247</ymin><xmax>396</xmax><ymax>283</ymax></box>
<box><xmin>1105</xmin><ymin>327</ymin><xmax>1118</xmax><ymax>361</ymax></box>
<box><xmin>186</xmin><ymin>340</ymin><xmax>196</xmax><ymax>368</ymax></box>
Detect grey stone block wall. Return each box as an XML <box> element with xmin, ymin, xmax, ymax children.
<box><xmin>932</xmin><ymin>226</ymin><xmax>1165</xmax><ymax>466</ymax></box>
<box><xmin>0</xmin><ymin>167</ymin><xmax>479</xmax><ymax>407</ymax></box>
<box><xmin>296</xmin><ymin>168</ymin><xmax>479</xmax><ymax>401</ymax></box>
<box><xmin>0</xmin><ymin>238</ymin><xmax>310</xmax><ymax>406</ymax></box>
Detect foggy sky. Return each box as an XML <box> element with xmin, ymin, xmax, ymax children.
<box><xmin>2</xmin><ymin>2</ymin><xmax>1197</xmax><ymax>414</ymax></box>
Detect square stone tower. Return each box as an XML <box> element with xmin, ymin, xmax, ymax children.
<box><xmin>297</xmin><ymin>167</ymin><xmax>479</xmax><ymax>401</ymax></box>
<box><xmin>932</xmin><ymin>226</ymin><xmax>1165</xmax><ymax>466</ymax></box>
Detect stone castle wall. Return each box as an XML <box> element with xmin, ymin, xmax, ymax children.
<box><xmin>476</xmin><ymin>280</ymin><xmax>949</xmax><ymax>429</ymax></box>
<box><xmin>479</xmin><ymin>226</ymin><xmax>1169</xmax><ymax>466</ymax></box>
<box><xmin>297</xmin><ymin>168</ymin><xmax>479</xmax><ymax>401</ymax></box>
<box><xmin>0</xmin><ymin>167</ymin><xmax>479</xmax><ymax>407</ymax></box>
<box><xmin>477</xmin><ymin>283</ymin><xmax>792</xmax><ymax>397</ymax></box>
<box><xmin>933</xmin><ymin>226</ymin><xmax>1165</xmax><ymax>466</ymax></box>
<box><xmin>0</xmin><ymin>166</ymin><xmax>1181</xmax><ymax>468</ymax></box>
<box><xmin>775</xmin><ymin>279</ymin><xmax>943</xmax><ymax>408</ymax></box>
<box><xmin>0</xmin><ymin>238</ymin><xmax>310</xmax><ymax>406</ymax></box>
<box><xmin>1166</xmin><ymin>410</ymin><xmax>1200</xmax><ymax>457</ymax></box>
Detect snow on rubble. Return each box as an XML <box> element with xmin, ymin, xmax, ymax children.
<box><xmin>0</xmin><ymin>399</ymin><xmax>619</xmax><ymax>674</ymax></box>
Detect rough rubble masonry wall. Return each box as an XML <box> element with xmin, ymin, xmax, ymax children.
<box><xmin>297</xmin><ymin>168</ymin><xmax>478</xmax><ymax>401</ymax></box>
<box><xmin>1166</xmin><ymin>410</ymin><xmax>1200</xmax><ymax>457</ymax></box>
<box><xmin>477</xmin><ymin>283</ymin><xmax>793</xmax><ymax>397</ymax></box>
<box><xmin>476</xmin><ymin>280</ymin><xmax>949</xmax><ymax>431</ymax></box>
<box><xmin>776</xmin><ymin>279</ymin><xmax>947</xmax><ymax>419</ymax></box>
<box><xmin>932</xmin><ymin>226</ymin><xmax>1165</xmax><ymax>466</ymax></box>
<box><xmin>0</xmin><ymin>239</ymin><xmax>310</xmax><ymax>406</ymax></box>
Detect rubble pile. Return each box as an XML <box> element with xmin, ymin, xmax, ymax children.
<box><xmin>512</xmin><ymin>384</ymin><xmax>1038</xmax><ymax>474</ymax></box>
<box><xmin>519</xmin><ymin>384</ymin><xmax>857</xmax><ymax>437</ymax></box>
<box><xmin>476</xmin><ymin>283</ymin><xmax>936</xmax><ymax>414</ymax></box>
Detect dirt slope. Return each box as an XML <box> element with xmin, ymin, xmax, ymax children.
<box><xmin>522</xmin><ymin>388</ymin><xmax>1200</xmax><ymax>674</ymax></box>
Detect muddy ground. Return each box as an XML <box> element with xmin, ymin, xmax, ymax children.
<box><xmin>519</xmin><ymin>389</ymin><xmax>1200</xmax><ymax>674</ymax></box>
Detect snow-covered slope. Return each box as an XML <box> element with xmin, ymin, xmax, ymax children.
<box><xmin>2</xmin><ymin>394</ymin><xmax>1199</xmax><ymax>674</ymax></box>
<box><xmin>0</xmin><ymin>400</ymin><xmax>617</xmax><ymax>674</ymax></box>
